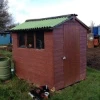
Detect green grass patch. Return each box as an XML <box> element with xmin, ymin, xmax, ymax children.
<box><xmin>0</xmin><ymin>76</ymin><xmax>32</xmax><ymax>100</ymax></box>
<box><xmin>0</xmin><ymin>50</ymin><xmax>12</xmax><ymax>58</ymax></box>
<box><xmin>51</xmin><ymin>67</ymin><xmax>100</xmax><ymax>100</ymax></box>
<box><xmin>0</xmin><ymin>68</ymin><xmax>99</xmax><ymax>100</ymax></box>
<box><xmin>0</xmin><ymin>50</ymin><xmax>32</xmax><ymax>100</ymax></box>
<box><xmin>0</xmin><ymin>50</ymin><xmax>100</xmax><ymax>100</ymax></box>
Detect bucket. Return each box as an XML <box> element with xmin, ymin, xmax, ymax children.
<box><xmin>0</xmin><ymin>57</ymin><xmax>11</xmax><ymax>80</ymax></box>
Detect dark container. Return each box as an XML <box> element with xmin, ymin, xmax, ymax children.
<box><xmin>94</xmin><ymin>36</ymin><xmax>99</xmax><ymax>47</ymax></box>
<box><xmin>98</xmin><ymin>26</ymin><xmax>100</xmax><ymax>36</ymax></box>
<box><xmin>0</xmin><ymin>57</ymin><xmax>11</xmax><ymax>80</ymax></box>
<box><xmin>93</xmin><ymin>27</ymin><xmax>98</xmax><ymax>36</ymax></box>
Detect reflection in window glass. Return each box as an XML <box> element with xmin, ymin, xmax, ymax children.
<box><xmin>27</xmin><ymin>33</ymin><xmax>34</xmax><ymax>48</ymax></box>
<box><xmin>36</xmin><ymin>32</ymin><xmax>44</xmax><ymax>49</ymax></box>
<box><xmin>18</xmin><ymin>33</ymin><xmax>26</xmax><ymax>48</ymax></box>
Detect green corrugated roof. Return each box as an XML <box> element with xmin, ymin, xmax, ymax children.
<box><xmin>11</xmin><ymin>14</ymin><xmax>76</xmax><ymax>31</ymax></box>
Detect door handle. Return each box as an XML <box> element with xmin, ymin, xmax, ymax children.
<box><xmin>62</xmin><ymin>56</ymin><xmax>66</xmax><ymax>60</ymax></box>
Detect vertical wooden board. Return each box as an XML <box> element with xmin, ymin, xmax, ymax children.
<box><xmin>63</xmin><ymin>21</ymin><xmax>80</xmax><ymax>86</ymax></box>
<box><xmin>53</xmin><ymin>26</ymin><xmax>65</xmax><ymax>90</ymax></box>
<box><xmin>79</xmin><ymin>26</ymin><xmax>87</xmax><ymax>80</ymax></box>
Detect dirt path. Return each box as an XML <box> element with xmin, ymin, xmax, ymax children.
<box><xmin>87</xmin><ymin>47</ymin><xmax>100</xmax><ymax>70</ymax></box>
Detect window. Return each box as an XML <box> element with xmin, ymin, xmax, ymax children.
<box><xmin>36</xmin><ymin>32</ymin><xmax>44</xmax><ymax>49</ymax></box>
<box><xmin>18</xmin><ymin>33</ymin><xmax>26</xmax><ymax>48</ymax></box>
<box><xmin>27</xmin><ymin>33</ymin><xmax>34</xmax><ymax>48</ymax></box>
<box><xmin>18</xmin><ymin>32</ymin><xmax>44</xmax><ymax>49</ymax></box>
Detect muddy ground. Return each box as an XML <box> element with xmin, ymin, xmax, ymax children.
<box><xmin>87</xmin><ymin>47</ymin><xmax>100</xmax><ymax>70</ymax></box>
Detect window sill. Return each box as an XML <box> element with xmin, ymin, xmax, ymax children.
<box><xmin>18</xmin><ymin>47</ymin><xmax>45</xmax><ymax>50</ymax></box>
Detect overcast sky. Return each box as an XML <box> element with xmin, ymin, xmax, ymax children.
<box><xmin>8</xmin><ymin>0</ymin><xmax>100</xmax><ymax>26</ymax></box>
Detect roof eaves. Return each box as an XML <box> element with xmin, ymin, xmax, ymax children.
<box><xmin>9</xmin><ymin>26</ymin><xmax>53</xmax><ymax>32</ymax></box>
<box><xmin>75</xmin><ymin>18</ymin><xmax>89</xmax><ymax>30</ymax></box>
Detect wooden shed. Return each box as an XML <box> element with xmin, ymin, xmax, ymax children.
<box><xmin>11</xmin><ymin>14</ymin><xmax>89</xmax><ymax>90</ymax></box>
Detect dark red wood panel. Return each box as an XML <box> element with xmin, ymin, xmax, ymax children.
<box><xmin>63</xmin><ymin>21</ymin><xmax>80</xmax><ymax>86</ymax></box>
<box><xmin>53</xmin><ymin>20</ymin><xmax>87</xmax><ymax>90</ymax></box>
<box><xmin>12</xmin><ymin>31</ymin><xmax>55</xmax><ymax>89</ymax></box>
<box><xmin>79</xmin><ymin>25</ymin><xmax>87</xmax><ymax>80</ymax></box>
<box><xmin>53</xmin><ymin>26</ymin><xmax>65</xmax><ymax>90</ymax></box>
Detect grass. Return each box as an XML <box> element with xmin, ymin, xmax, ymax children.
<box><xmin>0</xmin><ymin>50</ymin><xmax>32</xmax><ymax>100</ymax></box>
<box><xmin>0</xmin><ymin>68</ymin><xmax>99</xmax><ymax>100</ymax></box>
<box><xmin>0</xmin><ymin>77</ymin><xmax>32</xmax><ymax>100</ymax></box>
<box><xmin>0</xmin><ymin>50</ymin><xmax>12</xmax><ymax>58</ymax></box>
<box><xmin>51</xmin><ymin>68</ymin><xmax>100</xmax><ymax>100</ymax></box>
<box><xmin>0</xmin><ymin>50</ymin><xmax>100</xmax><ymax>100</ymax></box>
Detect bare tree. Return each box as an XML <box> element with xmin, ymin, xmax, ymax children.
<box><xmin>0</xmin><ymin>0</ymin><xmax>12</xmax><ymax>32</ymax></box>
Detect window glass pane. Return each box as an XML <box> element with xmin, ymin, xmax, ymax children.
<box><xmin>27</xmin><ymin>33</ymin><xmax>34</xmax><ymax>48</ymax></box>
<box><xmin>18</xmin><ymin>33</ymin><xmax>26</xmax><ymax>48</ymax></box>
<box><xmin>36</xmin><ymin>32</ymin><xmax>44</xmax><ymax>49</ymax></box>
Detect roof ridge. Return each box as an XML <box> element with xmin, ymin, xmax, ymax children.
<box><xmin>26</xmin><ymin>14</ymin><xmax>77</xmax><ymax>22</ymax></box>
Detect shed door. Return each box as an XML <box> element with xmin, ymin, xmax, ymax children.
<box><xmin>63</xmin><ymin>23</ymin><xmax>80</xmax><ymax>86</ymax></box>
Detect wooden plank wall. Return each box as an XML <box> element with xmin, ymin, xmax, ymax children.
<box><xmin>12</xmin><ymin>31</ymin><xmax>54</xmax><ymax>88</ymax></box>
